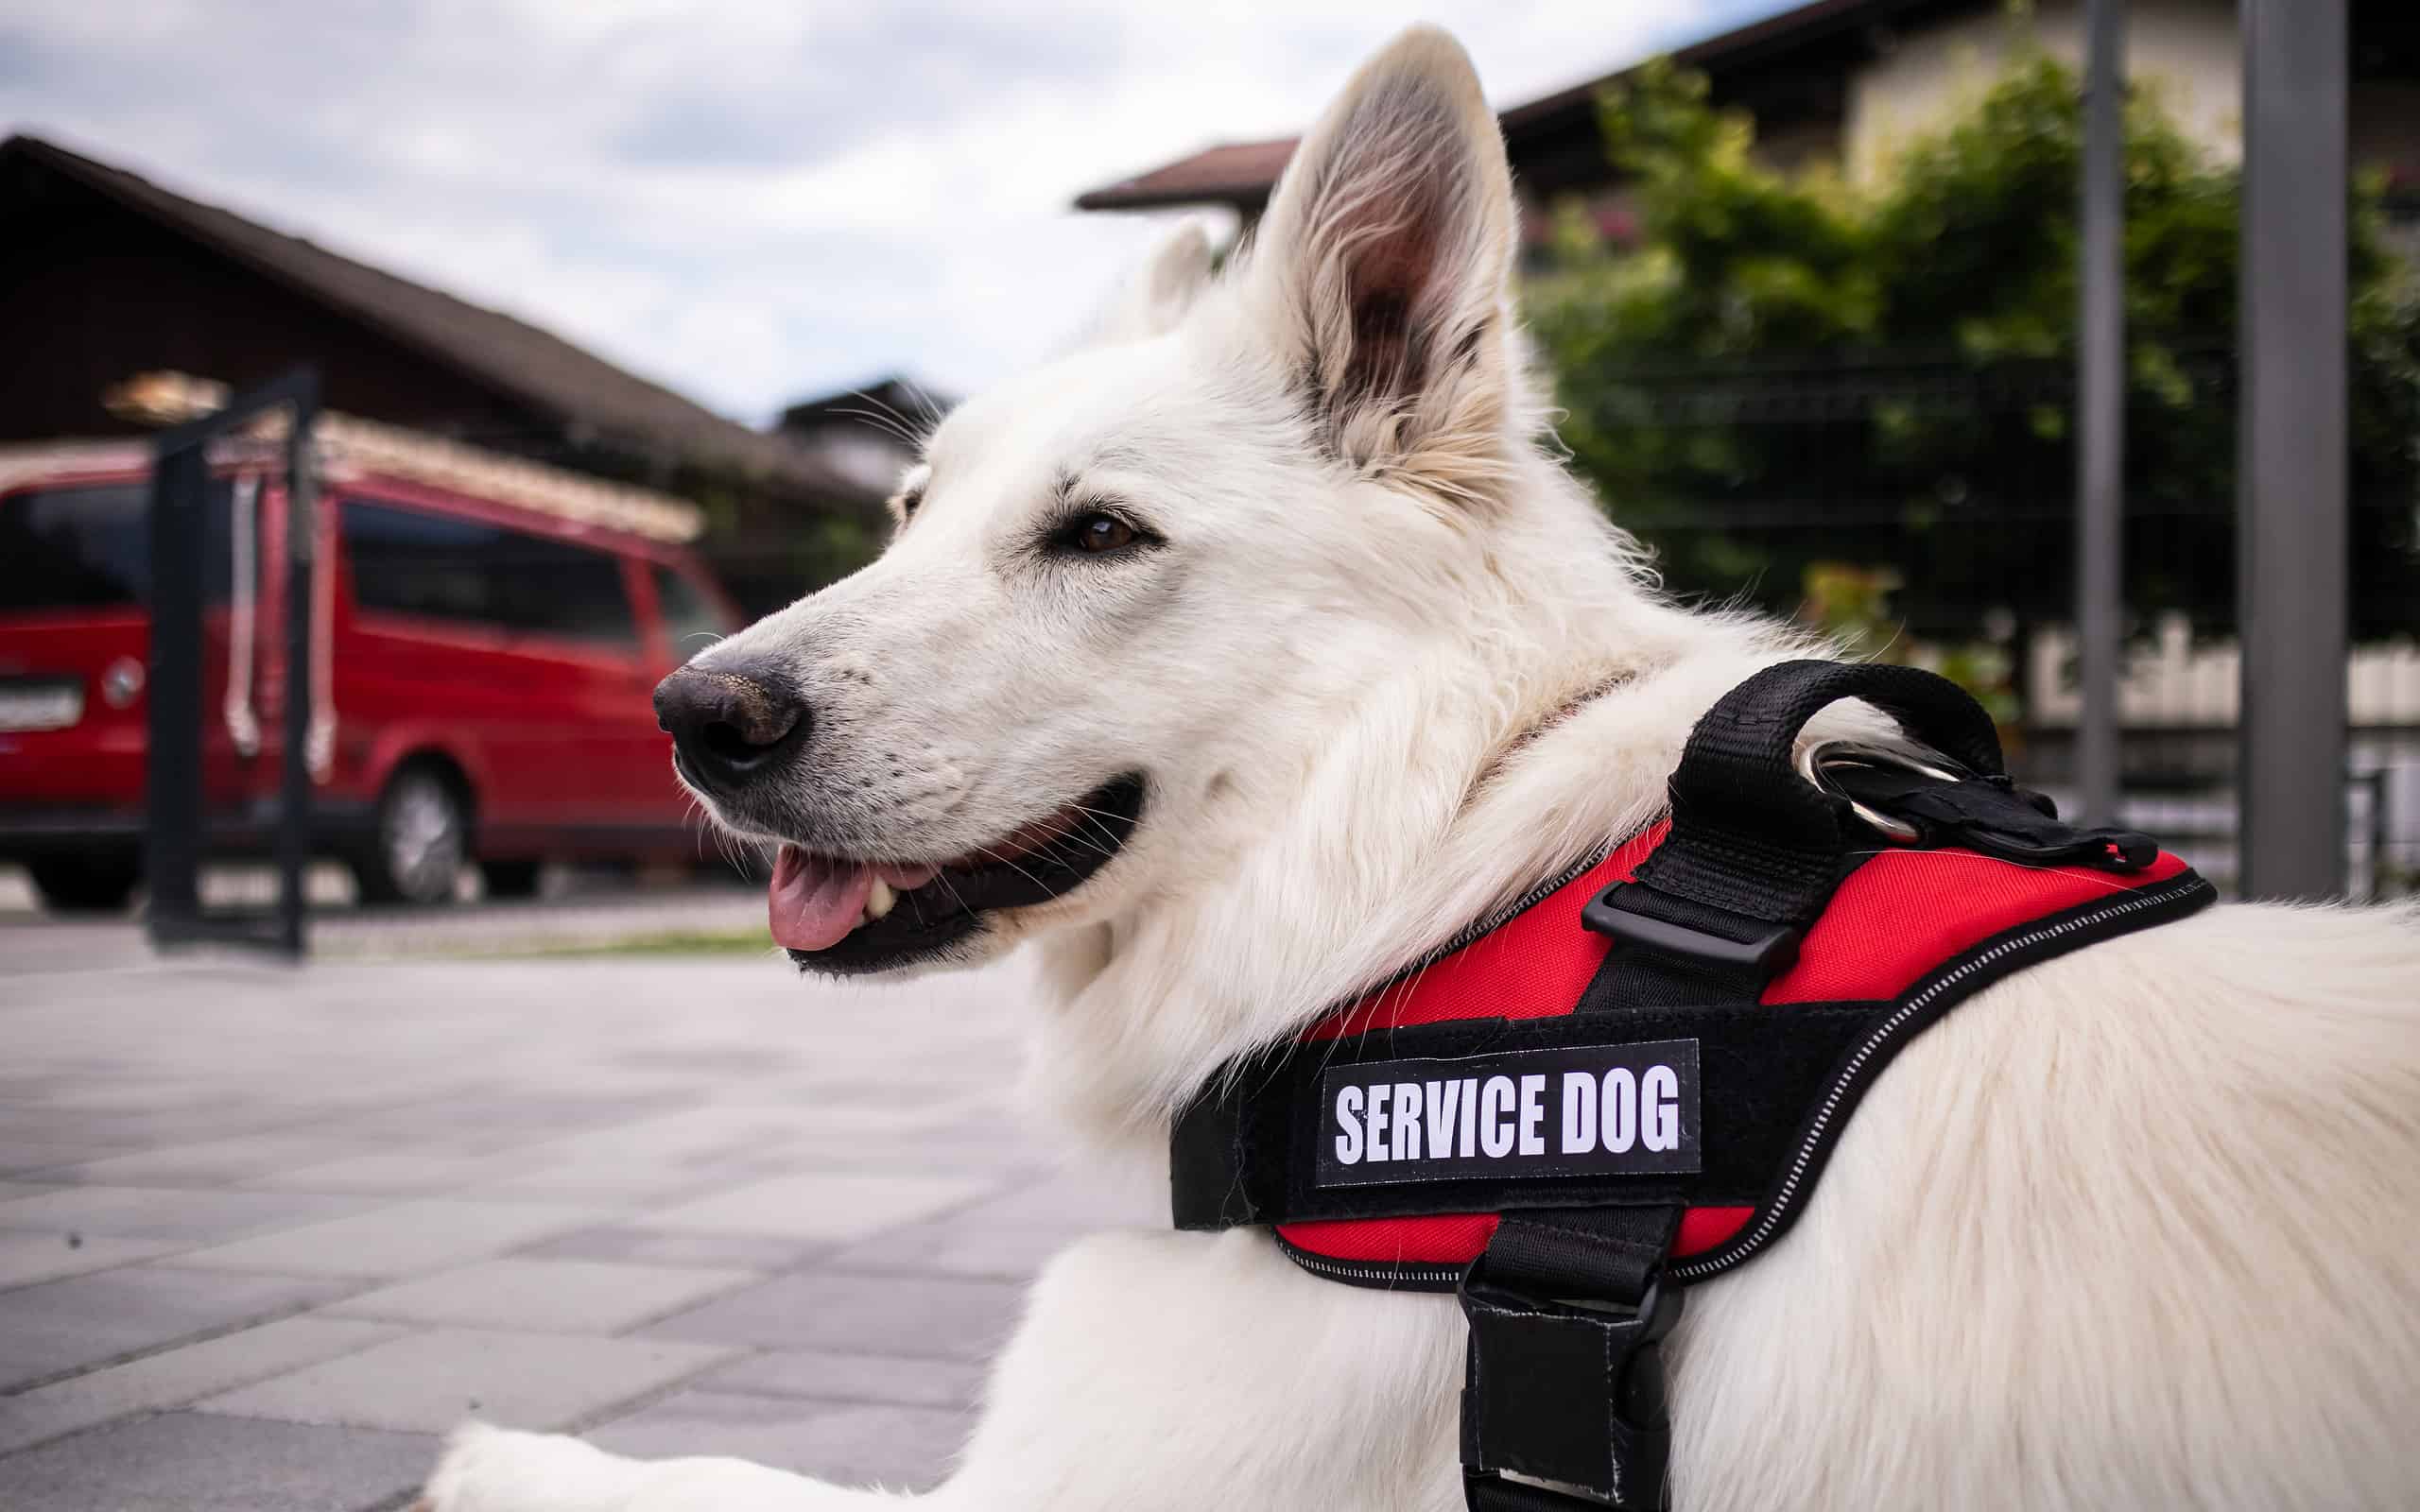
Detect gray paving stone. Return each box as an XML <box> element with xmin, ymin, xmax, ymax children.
<box><xmin>0</xmin><ymin>1143</ymin><xmax>130</xmax><ymax>1177</ymax></box>
<box><xmin>635</xmin><ymin>1171</ymin><xmax>990</xmax><ymax>1243</ymax></box>
<box><xmin>0</xmin><ymin>1408</ymin><xmax>436</xmax><ymax>1512</ymax></box>
<box><xmin>0</xmin><ymin>1231</ymin><xmax>174</xmax><ymax>1290</ymax></box>
<box><xmin>637</xmin><ymin>1272</ymin><xmax>1025</xmax><ymax>1362</ymax></box>
<box><xmin>777</xmin><ymin>1129</ymin><xmax>1056</xmax><ymax>1177</ymax></box>
<box><xmin>193</xmin><ymin>1326</ymin><xmax>735</xmax><ymax>1434</ymax></box>
<box><xmin>466</xmin><ymin>1151</ymin><xmax>772</xmax><ymax>1203</ymax></box>
<box><xmin>242</xmin><ymin>1150</ymin><xmax>519</xmax><ymax>1195</ymax></box>
<box><xmin>817</xmin><ymin>1152</ymin><xmax>1150</xmax><ymax>1272</ymax></box>
<box><xmin>339</xmin><ymin>1091</ymin><xmax>691</xmax><ymax>1155</ymax></box>
<box><xmin>0</xmin><ymin>1264</ymin><xmax>357</xmax><ymax>1392</ymax></box>
<box><xmin>516</xmin><ymin>1223</ymin><xmax>832</xmax><ymax>1272</ymax></box>
<box><xmin>700</xmin><ymin>1349</ymin><xmax>985</xmax><ymax>1409</ymax></box>
<box><xmin>0</xmin><ymin>1107</ymin><xmax>294</xmax><ymax>1148</ymax></box>
<box><xmin>497</xmin><ymin>1107</ymin><xmax>806</xmax><ymax>1167</ymax></box>
<box><xmin>0</xmin><ymin>941</ymin><xmax>1058</xmax><ymax>1499</ymax></box>
<box><xmin>41</xmin><ymin>1131</ymin><xmax>384</xmax><ymax>1189</ymax></box>
<box><xmin>0</xmin><ymin>1109</ymin><xmax>198</xmax><ymax>1145</ymax></box>
<box><xmin>0</xmin><ymin>1315</ymin><xmax>402</xmax><ymax>1455</ymax></box>
<box><xmin>322</xmin><ymin>1257</ymin><xmax>757</xmax><ymax>1333</ymax></box>
<box><xmin>0</xmin><ymin>1185</ymin><xmax>372</xmax><ymax>1243</ymax></box>
<box><xmin>945</xmin><ymin>1170</ymin><xmax>1161</xmax><ymax>1231</ymax></box>
<box><xmin>614</xmin><ymin>1044</ymin><xmax>802</xmax><ymax>1078</ymax></box>
<box><xmin>586</xmin><ymin>1388</ymin><xmax>973</xmax><ymax>1489</ymax></box>
<box><xmin>173</xmin><ymin>1197</ymin><xmax>602</xmax><ymax>1279</ymax></box>
<box><xmin>821</xmin><ymin>1215</ymin><xmax>1077</xmax><ymax>1281</ymax></box>
<box><xmin>1</xmin><ymin>1083</ymin><xmax>224</xmax><ymax>1116</ymax></box>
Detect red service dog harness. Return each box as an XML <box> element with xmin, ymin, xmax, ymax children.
<box><xmin>1168</xmin><ymin>662</ymin><xmax>2214</xmax><ymax>1512</ymax></box>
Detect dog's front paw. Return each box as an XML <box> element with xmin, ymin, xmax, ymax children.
<box><xmin>419</xmin><ymin>1421</ymin><xmax>642</xmax><ymax>1512</ymax></box>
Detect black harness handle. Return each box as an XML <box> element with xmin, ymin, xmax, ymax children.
<box><xmin>1585</xmin><ymin>661</ymin><xmax>2008</xmax><ymax>1010</ymax></box>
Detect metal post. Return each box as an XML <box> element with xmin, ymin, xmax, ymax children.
<box><xmin>2238</xmin><ymin>0</ymin><xmax>2349</xmax><ymax>900</ymax></box>
<box><xmin>2076</xmin><ymin>0</ymin><xmax>2126</xmax><ymax>826</ymax></box>
<box><xmin>274</xmin><ymin>377</ymin><xmax>320</xmax><ymax>957</ymax></box>
<box><xmin>144</xmin><ymin>444</ymin><xmax>208</xmax><ymax>936</ymax></box>
<box><xmin>144</xmin><ymin>368</ymin><xmax>320</xmax><ymax>956</ymax></box>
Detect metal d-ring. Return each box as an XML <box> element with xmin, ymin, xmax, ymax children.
<box><xmin>1795</xmin><ymin>738</ymin><xmax>1967</xmax><ymax>845</ymax></box>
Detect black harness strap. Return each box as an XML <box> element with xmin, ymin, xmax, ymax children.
<box><xmin>1462</xmin><ymin>1205</ymin><xmax>1682</xmax><ymax>1512</ymax></box>
<box><xmin>1168</xmin><ymin>1005</ymin><xmax>1884</xmax><ymax>1231</ymax></box>
<box><xmin>1465</xmin><ymin>662</ymin><xmax>2034</xmax><ymax>1512</ymax></box>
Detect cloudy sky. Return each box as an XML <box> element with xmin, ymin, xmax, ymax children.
<box><xmin>2</xmin><ymin>1</ymin><xmax>1792</xmax><ymax>424</ymax></box>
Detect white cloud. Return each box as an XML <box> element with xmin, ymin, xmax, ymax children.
<box><xmin>1</xmin><ymin>0</ymin><xmax>1787</xmax><ymax>422</ymax></box>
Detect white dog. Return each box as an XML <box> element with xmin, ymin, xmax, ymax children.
<box><xmin>424</xmin><ymin>26</ymin><xmax>2420</xmax><ymax>1511</ymax></box>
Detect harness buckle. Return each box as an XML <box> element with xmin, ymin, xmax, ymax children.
<box><xmin>1806</xmin><ymin>740</ymin><xmax>2162</xmax><ymax>872</ymax></box>
<box><xmin>1582</xmin><ymin>882</ymin><xmax>1802</xmax><ymax>978</ymax></box>
<box><xmin>1794</xmin><ymin>737</ymin><xmax>1966</xmax><ymax>843</ymax></box>
<box><xmin>1459</xmin><ymin>1253</ymin><xmax>1685</xmax><ymax>1511</ymax></box>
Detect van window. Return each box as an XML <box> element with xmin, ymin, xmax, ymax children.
<box><xmin>343</xmin><ymin>499</ymin><xmax>637</xmax><ymax>648</ymax></box>
<box><xmin>0</xmin><ymin>479</ymin><xmax>234</xmax><ymax>612</ymax></box>
<box><xmin>650</xmin><ymin>563</ymin><xmax>735</xmax><ymax>654</ymax></box>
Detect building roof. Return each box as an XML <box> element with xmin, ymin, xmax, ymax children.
<box><xmin>1071</xmin><ymin>0</ymin><xmax>1952</xmax><ymax>214</ymax></box>
<box><xmin>1072</xmin><ymin>137</ymin><xmax>1305</xmax><ymax>214</ymax></box>
<box><xmin>2</xmin><ymin>133</ymin><xmax>865</xmax><ymax>505</ymax></box>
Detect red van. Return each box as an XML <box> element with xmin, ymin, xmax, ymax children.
<box><xmin>0</xmin><ymin>432</ymin><xmax>741</xmax><ymax>912</ymax></box>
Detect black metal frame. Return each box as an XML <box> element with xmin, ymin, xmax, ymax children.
<box><xmin>2238</xmin><ymin>0</ymin><xmax>2352</xmax><ymax>900</ymax></box>
<box><xmin>2075</xmin><ymin>0</ymin><xmax>2127</xmax><ymax>826</ymax></box>
<box><xmin>145</xmin><ymin>368</ymin><xmax>320</xmax><ymax>957</ymax></box>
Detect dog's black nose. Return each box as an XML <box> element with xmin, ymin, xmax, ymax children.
<box><xmin>653</xmin><ymin>662</ymin><xmax>809</xmax><ymax>793</ymax></box>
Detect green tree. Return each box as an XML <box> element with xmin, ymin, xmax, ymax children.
<box><xmin>1527</xmin><ymin>46</ymin><xmax>2420</xmax><ymax>644</ymax></box>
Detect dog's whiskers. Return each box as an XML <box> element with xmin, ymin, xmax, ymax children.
<box><xmin>829</xmin><ymin>403</ymin><xmax>925</xmax><ymax>449</ymax></box>
<box><xmin>965</xmin><ymin>842</ymin><xmax>1054</xmax><ymax>897</ymax></box>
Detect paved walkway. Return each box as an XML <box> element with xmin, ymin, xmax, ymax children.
<box><xmin>0</xmin><ymin>941</ymin><xmax>1149</xmax><ymax>1510</ymax></box>
<box><xmin>0</xmin><ymin>862</ymin><xmax>770</xmax><ymax>962</ymax></box>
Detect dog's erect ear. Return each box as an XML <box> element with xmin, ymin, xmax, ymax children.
<box><xmin>1245</xmin><ymin>26</ymin><xmax>1519</xmax><ymax>501</ymax></box>
<box><xmin>1071</xmin><ymin>220</ymin><xmax>1217</xmax><ymax>351</ymax></box>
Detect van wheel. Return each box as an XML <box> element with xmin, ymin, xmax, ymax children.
<box><xmin>354</xmin><ymin>767</ymin><xmax>466</xmax><ymax>907</ymax></box>
<box><xmin>28</xmin><ymin>853</ymin><xmax>141</xmax><ymax>914</ymax></box>
<box><xmin>479</xmin><ymin>859</ymin><xmax>543</xmax><ymax>900</ymax></box>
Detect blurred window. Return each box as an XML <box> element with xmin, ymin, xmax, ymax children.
<box><xmin>0</xmin><ymin>479</ymin><xmax>234</xmax><ymax>612</ymax></box>
<box><xmin>496</xmin><ymin>536</ymin><xmax>637</xmax><ymax>647</ymax></box>
<box><xmin>650</xmin><ymin>563</ymin><xmax>735</xmax><ymax>654</ymax></box>
<box><xmin>342</xmin><ymin>501</ymin><xmax>491</xmax><ymax>624</ymax></box>
<box><xmin>343</xmin><ymin>499</ymin><xmax>637</xmax><ymax>649</ymax></box>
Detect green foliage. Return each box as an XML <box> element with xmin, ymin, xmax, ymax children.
<box><xmin>1529</xmin><ymin>46</ymin><xmax>2420</xmax><ymax>642</ymax></box>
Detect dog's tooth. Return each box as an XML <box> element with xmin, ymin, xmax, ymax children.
<box><xmin>865</xmin><ymin>878</ymin><xmax>897</xmax><ymax>922</ymax></box>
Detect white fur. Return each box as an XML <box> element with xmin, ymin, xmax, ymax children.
<box><xmin>422</xmin><ymin>26</ymin><xmax>2420</xmax><ymax>1511</ymax></box>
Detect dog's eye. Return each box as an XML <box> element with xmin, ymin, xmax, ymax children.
<box><xmin>1069</xmin><ymin>513</ymin><xmax>1139</xmax><ymax>554</ymax></box>
<box><xmin>1042</xmin><ymin>505</ymin><xmax>1155</xmax><ymax>560</ymax></box>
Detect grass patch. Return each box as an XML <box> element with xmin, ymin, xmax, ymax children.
<box><xmin>500</xmin><ymin>927</ymin><xmax>779</xmax><ymax>957</ymax></box>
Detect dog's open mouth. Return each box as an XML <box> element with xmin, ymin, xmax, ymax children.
<box><xmin>769</xmin><ymin>775</ymin><xmax>1145</xmax><ymax>973</ymax></box>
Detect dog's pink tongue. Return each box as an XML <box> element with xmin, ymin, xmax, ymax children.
<box><xmin>768</xmin><ymin>846</ymin><xmax>877</xmax><ymax>951</ymax></box>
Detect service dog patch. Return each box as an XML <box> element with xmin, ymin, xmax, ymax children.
<box><xmin>1312</xmin><ymin>1040</ymin><xmax>1702</xmax><ymax>1188</ymax></box>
